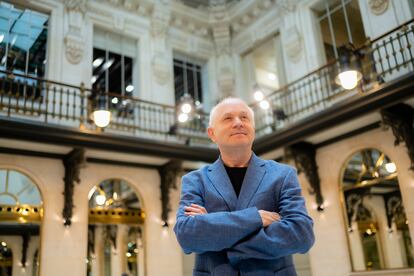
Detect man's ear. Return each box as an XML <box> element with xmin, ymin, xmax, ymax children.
<box><xmin>207</xmin><ymin>127</ymin><xmax>215</xmax><ymax>142</ymax></box>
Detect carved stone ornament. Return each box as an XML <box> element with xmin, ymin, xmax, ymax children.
<box><xmin>158</xmin><ymin>160</ymin><xmax>182</xmax><ymax>226</ymax></box>
<box><xmin>64</xmin><ymin>33</ymin><xmax>84</xmax><ymax>64</ymax></box>
<box><xmin>63</xmin><ymin>0</ymin><xmax>87</xmax><ymax>13</ymax></box>
<box><xmin>369</xmin><ymin>0</ymin><xmax>389</xmax><ymax>15</ymax></box>
<box><xmin>152</xmin><ymin>55</ymin><xmax>170</xmax><ymax>85</ymax></box>
<box><xmin>276</xmin><ymin>0</ymin><xmax>299</xmax><ymax>14</ymax></box>
<box><xmin>62</xmin><ymin>148</ymin><xmax>85</xmax><ymax>226</ymax></box>
<box><xmin>287</xmin><ymin>142</ymin><xmax>324</xmax><ymax>210</ymax></box>
<box><xmin>381</xmin><ymin>103</ymin><xmax>414</xmax><ymax>171</ymax></box>
<box><xmin>283</xmin><ymin>26</ymin><xmax>303</xmax><ymax>63</ymax></box>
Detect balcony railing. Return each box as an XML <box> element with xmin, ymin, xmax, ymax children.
<box><xmin>253</xmin><ymin>18</ymin><xmax>414</xmax><ymax>137</ymax></box>
<box><xmin>0</xmin><ymin>19</ymin><xmax>413</xmax><ymax>146</ymax></box>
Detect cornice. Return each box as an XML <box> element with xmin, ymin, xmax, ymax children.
<box><xmin>90</xmin><ymin>0</ymin><xmax>154</xmax><ymax>18</ymax></box>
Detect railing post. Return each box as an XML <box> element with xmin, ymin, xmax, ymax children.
<box><xmin>79</xmin><ymin>82</ymin><xmax>85</xmax><ymax>129</ymax></box>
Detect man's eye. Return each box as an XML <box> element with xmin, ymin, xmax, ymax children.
<box><xmin>224</xmin><ymin>117</ymin><xmax>232</xmax><ymax>121</ymax></box>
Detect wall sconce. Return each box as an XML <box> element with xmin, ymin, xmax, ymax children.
<box><xmin>335</xmin><ymin>44</ymin><xmax>363</xmax><ymax>90</ymax></box>
<box><xmin>92</xmin><ymin>93</ymin><xmax>111</xmax><ymax>128</ymax></box>
<box><xmin>177</xmin><ymin>93</ymin><xmax>194</xmax><ymax>123</ymax></box>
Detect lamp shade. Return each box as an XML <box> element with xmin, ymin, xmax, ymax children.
<box><xmin>92</xmin><ymin>109</ymin><xmax>111</xmax><ymax>128</ymax></box>
<box><xmin>92</xmin><ymin>94</ymin><xmax>111</xmax><ymax>128</ymax></box>
<box><xmin>335</xmin><ymin>45</ymin><xmax>363</xmax><ymax>90</ymax></box>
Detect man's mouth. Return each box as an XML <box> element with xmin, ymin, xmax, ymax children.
<box><xmin>231</xmin><ymin>132</ymin><xmax>247</xmax><ymax>136</ymax></box>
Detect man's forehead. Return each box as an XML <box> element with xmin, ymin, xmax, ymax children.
<box><xmin>216</xmin><ymin>101</ymin><xmax>250</xmax><ymax>113</ymax></box>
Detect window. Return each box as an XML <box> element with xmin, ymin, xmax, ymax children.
<box><xmin>173</xmin><ymin>55</ymin><xmax>204</xmax><ymax>107</ymax></box>
<box><xmin>0</xmin><ymin>2</ymin><xmax>48</xmax><ymax>78</ymax></box>
<box><xmin>242</xmin><ymin>36</ymin><xmax>285</xmax><ymax>92</ymax></box>
<box><xmin>315</xmin><ymin>0</ymin><xmax>366</xmax><ymax>63</ymax></box>
<box><xmin>341</xmin><ymin>149</ymin><xmax>414</xmax><ymax>271</ymax></box>
<box><xmin>92</xmin><ymin>29</ymin><xmax>136</xmax><ymax>96</ymax></box>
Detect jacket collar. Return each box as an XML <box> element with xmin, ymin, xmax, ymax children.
<box><xmin>207</xmin><ymin>153</ymin><xmax>266</xmax><ymax>211</ymax></box>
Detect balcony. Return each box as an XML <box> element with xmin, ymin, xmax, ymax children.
<box><xmin>1</xmin><ymin>19</ymin><xmax>413</xmax><ymax>160</ymax></box>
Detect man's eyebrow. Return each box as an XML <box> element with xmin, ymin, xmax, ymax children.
<box><xmin>222</xmin><ymin>112</ymin><xmax>234</xmax><ymax>117</ymax></box>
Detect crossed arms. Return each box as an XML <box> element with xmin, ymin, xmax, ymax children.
<box><xmin>173</xmin><ymin>168</ymin><xmax>314</xmax><ymax>264</ymax></box>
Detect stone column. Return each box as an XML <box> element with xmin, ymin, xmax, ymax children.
<box><xmin>111</xmin><ymin>224</ymin><xmax>129</xmax><ymax>276</ymax></box>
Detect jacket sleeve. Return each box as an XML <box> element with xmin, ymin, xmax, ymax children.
<box><xmin>227</xmin><ymin>168</ymin><xmax>315</xmax><ymax>264</ymax></box>
<box><xmin>173</xmin><ymin>173</ymin><xmax>263</xmax><ymax>254</ymax></box>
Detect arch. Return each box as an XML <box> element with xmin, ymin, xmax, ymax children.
<box><xmin>339</xmin><ymin>147</ymin><xmax>414</xmax><ymax>270</ymax></box>
<box><xmin>86</xmin><ymin>175</ymin><xmax>146</xmax><ymax>212</ymax></box>
<box><xmin>86</xmin><ymin>177</ymin><xmax>146</xmax><ymax>276</ymax></box>
<box><xmin>0</xmin><ymin>165</ymin><xmax>44</xmax><ymax>205</ymax></box>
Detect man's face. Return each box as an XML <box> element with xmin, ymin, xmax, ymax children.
<box><xmin>207</xmin><ymin>100</ymin><xmax>255</xmax><ymax>150</ymax></box>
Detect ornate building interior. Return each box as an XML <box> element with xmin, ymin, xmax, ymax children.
<box><xmin>0</xmin><ymin>0</ymin><xmax>413</xmax><ymax>275</ymax></box>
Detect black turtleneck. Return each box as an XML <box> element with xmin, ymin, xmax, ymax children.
<box><xmin>224</xmin><ymin>166</ymin><xmax>247</xmax><ymax>197</ymax></box>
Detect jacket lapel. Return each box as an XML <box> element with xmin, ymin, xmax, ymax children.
<box><xmin>236</xmin><ymin>153</ymin><xmax>266</xmax><ymax>210</ymax></box>
<box><xmin>207</xmin><ymin>157</ymin><xmax>238</xmax><ymax>211</ymax></box>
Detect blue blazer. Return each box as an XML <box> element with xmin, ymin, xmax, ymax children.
<box><xmin>174</xmin><ymin>154</ymin><xmax>314</xmax><ymax>276</ymax></box>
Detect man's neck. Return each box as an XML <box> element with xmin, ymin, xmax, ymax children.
<box><xmin>220</xmin><ymin>149</ymin><xmax>252</xmax><ymax>167</ymax></box>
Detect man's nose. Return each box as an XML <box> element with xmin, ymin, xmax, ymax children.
<box><xmin>233</xmin><ymin>117</ymin><xmax>243</xmax><ymax>127</ymax></box>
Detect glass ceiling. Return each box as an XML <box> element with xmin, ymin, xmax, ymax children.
<box><xmin>0</xmin><ymin>2</ymin><xmax>48</xmax><ymax>52</ymax></box>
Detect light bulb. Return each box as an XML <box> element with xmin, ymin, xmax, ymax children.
<box><xmin>181</xmin><ymin>103</ymin><xmax>192</xmax><ymax>114</ymax></box>
<box><xmin>92</xmin><ymin>110</ymin><xmax>111</xmax><ymax>128</ymax></box>
<box><xmin>178</xmin><ymin>113</ymin><xmax>189</xmax><ymax>123</ymax></box>
<box><xmin>254</xmin><ymin>90</ymin><xmax>264</xmax><ymax>102</ymax></box>
<box><xmin>259</xmin><ymin>100</ymin><xmax>270</xmax><ymax>110</ymax></box>
<box><xmin>385</xmin><ymin>162</ymin><xmax>396</xmax><ymax>173</ymax></box>
<box><xmin>95</xmin><ymin>194</ymin><xmax>106</xmax><ymax>206</ymax></box>
<box><xmin>337</xmin><ymin>70</ymin><xmax>360</xmax><ymax>90</ymax></box>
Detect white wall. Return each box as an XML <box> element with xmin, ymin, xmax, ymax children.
<box><xmin>305</xmin><ymin>127</ymin><xmax>414</xmax><ymax>276</ymax></box>
<box><xmin>0</xmin><ymin>153</ymin><xmax>183</xmax><ymax>276</ymax></box>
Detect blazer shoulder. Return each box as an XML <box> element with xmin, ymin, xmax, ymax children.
<box><xmin>182</xmin><ymin>164</ymin><xmax>210</xmax><ymax>180</ymax></box>
<box><xmin>266</xmin><ymin>160</ymin><xmax>297</xmax><ymax>174</ymax></box>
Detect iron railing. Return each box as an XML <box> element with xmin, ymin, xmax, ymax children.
<box><xmin>0</xmin><ymin>19</ymin><xmax>413</xmax><ymax>146</ymax></box>
<box><xmin>0</xmin><ymin>70</ymin><xmax>211</xmax><ymax>145</ymax></box>
<box><xmin>252</xmin><ymin>18</ymin><xmax>414</xmax><ymax>137</ymax></box>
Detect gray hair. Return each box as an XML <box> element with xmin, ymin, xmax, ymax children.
<box><xmin>208</xmin><ymin>97</ymin><xmax>255</xmax><ymax>127</ymax></box>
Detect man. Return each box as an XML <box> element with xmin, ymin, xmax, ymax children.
<box><xmin>174</xmin><ymin>98</ymin><xmax>314</xmax><ymax>276</ymax></box>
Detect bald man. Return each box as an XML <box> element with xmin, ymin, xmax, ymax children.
<box><xmin>174</xmin><ymin>98</ymin><xmax>314</xmax><ymax>276</ymax></box>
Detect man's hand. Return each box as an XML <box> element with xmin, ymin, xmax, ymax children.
<box><xmin>184</xmin><ymin>204</ymin><xmax>208</xmax><ymax>216</ymax></box>
<box><xmin>258</xmin><ymin>210</ymin><xmax>281</xmax><ymax>227</ymax></box>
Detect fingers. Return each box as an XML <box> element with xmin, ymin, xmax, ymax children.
<box><xmin>258</xmin><ymin>210</ymin><xmax>281</xmax><ymax>227</ymax></box>
<box><xmin>184</xmin><ymin>204</ymin><xmax>207</xmax><ymax>216</ymax></box>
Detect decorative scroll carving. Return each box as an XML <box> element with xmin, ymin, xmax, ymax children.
<box><xmin>384</xmin><ymin>193</ymin><xmax>405</xmax><ymax>231</ymax></box>
<box><xmin>287</xmin><ymin>142</ymin><xmax>324</xmax><ymax>211</ymax></box>
<box><xmin>64</xmin><ymin>34</ymin><xmax>84</xmax><ymax>64</ymax></box>
<box><xmin>158</xmin><ymin>160</ymin><xmax>182</xmax><ymax>226</ymax></box>
<box><xmin>369</xmin><ymin>0</ymin><xmax>389</xmax><ymax>15</ymax></box>
<box><xmin>62</xmin><ymin>148</ymin><xmax>85</xmax><ymax>226</ymax></box>
<box><xmin>63</xmin><ymin>0</ymin><xmax>86</xmax><ymax>64</ymax></box>
<box><xmin>381</xmin><ymin>103</ymin><xmax>414</xmax><ymax>171</ymax></box>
